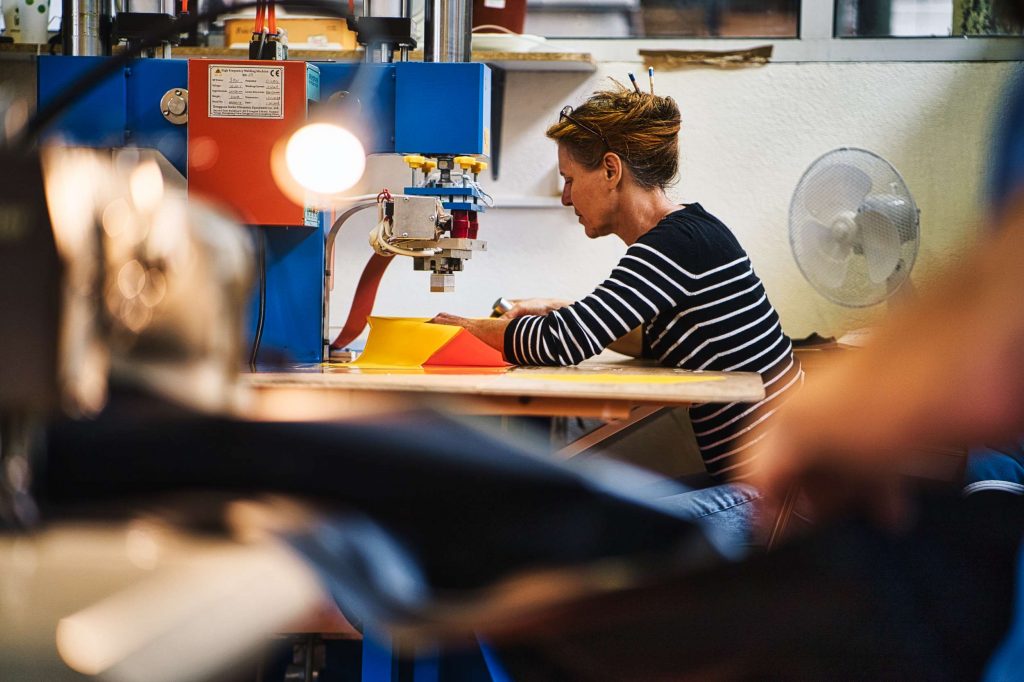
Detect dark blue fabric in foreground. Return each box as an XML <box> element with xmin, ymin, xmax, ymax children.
<box><xmin>35</xmin><ymin>390</ymin><xmax>1024</xmax><ymax>679</ymax></box>
<box><xmin>495</xmin><ymin>491</ymin><xmax>1024</xmax><ymax>681</ymax></box>
<box><xmin>38</xmin><ymin>389</ymin><xmax>727</xmax><ymax>628</ymax></box>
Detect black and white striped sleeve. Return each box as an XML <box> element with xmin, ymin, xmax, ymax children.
<box><xmin>503</xmin><ymin>241</ymin><xmax>700</xmax><ymax>366</ymax></box>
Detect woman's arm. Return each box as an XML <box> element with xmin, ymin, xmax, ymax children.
<box><xmin>429</xmin><ymin>300</ymin><xmax>571</xmax><ymax>351</ymax></box>
<box><xmin>608</xmin><ymin>326</ymin><xmax>643</xmax><ymax>357</ymax></box>
<box><xmin>434</xmin><ymin>234</ymin><xmax>707</xmax><ymax>366</ymax></box>
<box><xmin>433</xmin><ymin>312</ymin><xmax>644</xmax><ymax>359</ymax></box>
<box><xmin>504</xmin><ymin>300</ymin><xmax>642</xmax><ymax>356</ymax></box>
<box><xmin>437</xmin><ymin>233</ymin><xmax>704</xmax><ymax>366</ymax></box>
<box><xmin>430</xmin><ymin>313</ymin><xmax>509</xmax><ymax>354</ymax></box>
<box><xmin>499</xmin><ymin>299</ymin><xmax>574</xmax><ymax>319</ymax></box>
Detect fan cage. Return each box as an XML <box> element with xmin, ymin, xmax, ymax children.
<box><xmin>789</xmin><ymin>147</ymin><xmax>920</xmax><ymax>308</ymax></box>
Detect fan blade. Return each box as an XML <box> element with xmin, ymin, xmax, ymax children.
<box><xmin>800</xmin><ymin>220</ymin><xmax>851</xmax><ymax>289</ymax></box>
<box><xmin>803</xmin><ymin>164</ymin><xmax>872</xmax><ymax>224</ymax></box>
<box><xmin>856</xmin><ymin>207</ymin><xmax>902</xmax><ymax>284</ymax></box>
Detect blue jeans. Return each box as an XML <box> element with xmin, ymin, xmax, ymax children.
<box><xmin>655</xmin><ymin>484</ymin><xmax>760</xmax><ymax>550</ymax></box>
<box><xmin>629</xmin><ymin>477</ymin><xmax>760</xmax><ymax>554</ymax></box>
<box><xmin>496</xmin><ymin>491</ymin><xmax>1024</xmax><ymax>681</ymax></box>
<box><xmin>965</xmin><ymin>440</ymin><xmax>1024</xmax><ymax>495</ymax></box>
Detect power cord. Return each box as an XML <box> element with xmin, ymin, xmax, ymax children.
<box><xmin>249</xmin><ymin>229</ymin><xmax>267</xmax><ymax>369</ymax></box>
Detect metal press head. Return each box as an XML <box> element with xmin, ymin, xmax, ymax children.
<box><xmin>369</xmin><ymin>193</ymin><xmax>487</xmax><ymax>293</ymax></box>
<box><xmin>394</xmin><ymin>154</ymin><xmax>490</xmax><ymax>292</ymax></box>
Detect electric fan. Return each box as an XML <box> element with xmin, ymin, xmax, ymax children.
<box><xmin>789</xmin><ymin>147</ymin><xmax>920</xmax><ymax>308</ymax></box>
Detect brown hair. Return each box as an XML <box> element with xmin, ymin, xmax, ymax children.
<box><xmin>546</xmin><ymin>81</ymin><xmax>681</xmax><ymax>190</ymax></box>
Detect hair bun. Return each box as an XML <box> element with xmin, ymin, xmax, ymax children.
<box><xmin>546</xmin><ymin>80</ymin><xmax>681</xmax><ymax>190</ymax></box>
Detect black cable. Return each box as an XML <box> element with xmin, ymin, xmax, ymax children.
<box><xmin>249</xmin><ymin>229</ymin><xmax>267</xmax><ymax>369</ymax></box>
<box><xmin>11</xmin><ymin>0</ymin><xmax>349</xmax><ymax>153</ymax></box>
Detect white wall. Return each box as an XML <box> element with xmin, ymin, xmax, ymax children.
<box><xmin>330</xmin><ymin>60</ymin><xmax>1018</xmax><ymax>339</ymax></box>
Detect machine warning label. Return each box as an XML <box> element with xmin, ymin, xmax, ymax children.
<box><xmin>304</xmin><ymin>207</ymin><xmax>319</xmax><ymax>227</ymax></box>
<box><xmin>208</xmin><ymin>65</ymin><xmax>284</xmax><ymax>119</ymax></box>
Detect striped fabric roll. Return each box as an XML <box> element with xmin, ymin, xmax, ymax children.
<box><xmin>503</xmin><ymin>203</ymin><xmax>803</xmax><ymax>480</ymax></box>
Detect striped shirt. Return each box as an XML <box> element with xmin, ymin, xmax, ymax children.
<box><xmin>503</xmin><ymin>204</ymin><xmax>803</xmax><ymax>480</ymax></box>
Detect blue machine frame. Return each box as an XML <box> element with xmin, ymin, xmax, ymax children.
<box><xmin>37</xmin><ymin>57</ymin><xmax>491</xmax><ymax>365</ymax></box>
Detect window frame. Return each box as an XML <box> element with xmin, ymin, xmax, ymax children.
<box><xmin>541</xmin><ymin>0</ymin><xmax>1024</xmax><ymax>61</ymax></box>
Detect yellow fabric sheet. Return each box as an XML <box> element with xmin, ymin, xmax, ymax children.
<box><xmin>521</xmin><ymin>373</ymin><xmax>723</xmax><ymax>384</ymax></box>
<box><xmin>351</xmin><ymin>317</ymin><xmax>458</xmax><ymax>368</ymax></box>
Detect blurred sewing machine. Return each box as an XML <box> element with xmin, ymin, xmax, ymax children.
<box><xmin>0</xmin><ymin>143</ymin><xmax>724</xmax><ymax>682</ymax></box>
<box><xmin>0</xmin><ymin>6</ymin><xmax>766</xmax><ymax>682</ymax></box>
<box><xmin>36</xmin><ymin>0</ymin><xmax>492</xmax><ymax>364</ymax></box>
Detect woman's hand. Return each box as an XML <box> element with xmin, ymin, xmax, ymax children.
<box><xmin>430</xmin><ymin>313</ymin><xmax>510</xmax><ymax>354</ymax></box>
<box><xmin>499</xmin><ymin>298</ymin><xmax>573</xmax><ymax>319</ymax></box>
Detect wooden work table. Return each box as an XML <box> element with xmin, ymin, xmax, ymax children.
<box><xmin>243</xmin><ymin>353</ymin><xmax>765</xmax><ymax>422</ymax></box>
<box><xmin>243</xmin><ymin>354</ymin><xmax>765</xmax><ymax>460</ymax></box>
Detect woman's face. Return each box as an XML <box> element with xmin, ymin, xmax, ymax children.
<box><xmin>558</xmin><ymin>145</ymin><xmax>616</xmax><ymax>240</ymax></box>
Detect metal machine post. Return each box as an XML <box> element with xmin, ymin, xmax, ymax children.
<box><xmin>424</xmin><ymin>0</ymin><xmax>472</xmax><ymax>62</ymax></box>
<box><xmin>61</xmin><ymin>0</ymin><xmax>107</xmax><ymax>56</ymax></box>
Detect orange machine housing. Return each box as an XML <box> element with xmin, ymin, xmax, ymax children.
<box><xmin>187</xmin><ymin>59</ymin><xmax>320</xmax><ymax>227</ymax></box>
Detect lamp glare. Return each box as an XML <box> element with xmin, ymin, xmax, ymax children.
<box><xmin>284</xmin><ymin>123</ymin><xmax>366</xmax><ymax>195</ymax></box>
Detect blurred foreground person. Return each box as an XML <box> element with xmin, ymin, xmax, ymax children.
<box><xmin>742</xmin><ymin>68</ymin><xmax>1024</xmax><ymax>682</ymax></box>
<box><xmin>750</xmin><ymin>71</ymin><xmax>1024</xmax><ymax>521</ymax></box>
<box><xmin>748</xmin><ymin>196</ymin><xmax>1024</xmax><ymax>522</ymax></box>
<box><xmin>14</xmin><ymin>123</ymin><xmax>1024</xmax><ymax>682</ymax></box>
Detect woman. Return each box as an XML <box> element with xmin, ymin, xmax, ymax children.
<box><xmin>434</xmin><ymin>83</ymin><xmax>802</xmax><ymax>482</ymax></box>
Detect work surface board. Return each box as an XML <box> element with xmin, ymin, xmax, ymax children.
<box><xmin>243</xmin><ymin>354</ymin><xmax>765</xmax><ymax>420</ymax></box>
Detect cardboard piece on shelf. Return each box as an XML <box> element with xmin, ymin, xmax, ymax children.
<box><xmin>224</xmin><ymin>16</ymin><xmax>358</xmax><ymax>50</ymax></box>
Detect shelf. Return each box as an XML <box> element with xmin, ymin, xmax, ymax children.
<box><xmin>0</xmin><ymin>42</ymin><xmax>51</xmax><ymax>60</ymax></box>
<box><xmin>1</xmin><ymin>42</ymin><xmax>596</xmax><ymax>71</ymax></box>
<box><xmin>472</xmin><ymin>51</ymin><xmax>596</xmax><ymax>72</ymax></box>
<box><xmin>170</xmin><ymin>46</ymin><xmax>596</xmax><ymax>72</ymax></box>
